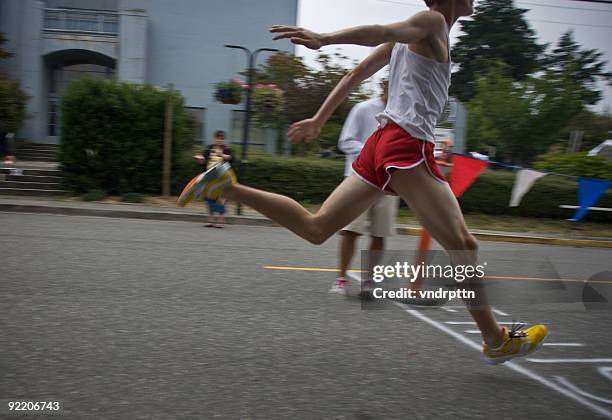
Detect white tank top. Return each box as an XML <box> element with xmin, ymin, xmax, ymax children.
<box><xmin>377</xmin><ymin>35</ymin><xmax>451</xmax><ymax>143</ymax></box>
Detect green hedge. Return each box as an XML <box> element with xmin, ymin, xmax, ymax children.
<box><xmin>176</xmin><ymin>152</ymin><xmax>345</xmax><ymax>204</ymax></box>
<box><xmin>460</xmin><ymin>170</ymin><xmax>611</xmax><ymax>222</ymax></box>
<box><xmin>59</xmin><ymin>79</ymin><xmax>194</xmax><ymax>195</ymax></box>
<box><xmin>534</xmin><ymin>152</ymin><xmax>612</xmax><ymax>179</ymax></box>
<box><xmin>180</xmin><ymin>153</ymin><xmax>611</xmax><ymax>222</ymax></box>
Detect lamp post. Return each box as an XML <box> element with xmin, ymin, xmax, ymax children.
<box><xmin>224</xmin><ymin>45</ymin><xmax>279</xmax><ymax>215</ymax></box>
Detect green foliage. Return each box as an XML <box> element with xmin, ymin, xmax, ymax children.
<box><xmin>451</xmin><ymin>0</ymin><xmax>545</xmax><ymax>102</ymax></box>
<box><xmin>0</xmin><ymin>76</ymin><xmax>28</xmax><ymax>132</ymax></box>
<box><xmin>560</xmin><ymin>110</ymin><xmax>612</xmax><ymax>151</ymax></box>
<box><xmin>174</xmin><ymin>152</ymin><xmax>611</xmax><ymax>221</ymax></box>
<box><xmin>466</xmin><ymin>63</ymin><xmax>583</xmax><ymax>164</ymax></box>
<box><xmin>60</xmin><ymin>79</ymin><xmax>194</xmax><ymax>195</ymax></box>
<box><xmin>240</xmin><ymin>154</ymin><xmax>344</xmax><ymax>203</ymax></box>
<box><xmin>534</xmin><ymin>152</ymin><xmax>612</xmax><ymax>179</ymax></box>
<box><xmin>252</xmin><ymin>84</ymin><xmax>284</xmax><ymax>127</ymax></box>
<box><xmin>248</xmin><ymin>51</ymin><xmax>372</xmax><ymax>154</ymax></box>
<box><xmin>317</xmin><ymin>122</ymin><xmax>343</xmax><ymax>151</ymax></box>
<box><xmin>214</xmin><ymin>79</ymin><xmax>244</xmax><ymax>104</ymax></box>
<box><xmin>121</xmin><ymin>192</ymin><xmax>145</xmax><ymax>203</ymax></box>
<box><xmin>543</xmin><ymin>31</ymin><xmax>612</xmax><ymax>106</ymax></box>
<box><xmin>0</xmin><ymin>32</ymin><xmax>13</xmax><ymax>60</ymax></box>
<box><xmin>80</xmin><ymin>189</ymin><xmax>107</xmax><ymax>202</ymax></box>
<box><xmin>0</xmin><ymin>32</ymin><xmax>28</xmax><ymax>132</ymax></box>
<box><xmin>460</xmin><ymin>170</ymin><xmax>612</xmax><ymax>222</ymax></box>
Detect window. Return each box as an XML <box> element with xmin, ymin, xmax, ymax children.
<box><xmin>231</xmin><ymin>110</ymin><xmax>265</xmax><ymax>150</ymax></box>
<box><xmin>185</xmin><ymin>107</ymin><xmax>206</xmax><ymax>144</ymax></box>
<box><xmin>48</xmin><ymin>97</ymin><xmax>60</xmax><ymax>136</ymax></box>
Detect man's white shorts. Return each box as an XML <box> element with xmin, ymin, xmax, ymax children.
<box><xmin>342</xmin><ymin>194</ymin><xmax>399</xmax><ymax>237</ymax></box>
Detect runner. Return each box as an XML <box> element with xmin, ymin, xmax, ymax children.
<box><xmin>178</xmin><ymin>0</ymin><xmax>548</xmax><ymax>364</ymax></box>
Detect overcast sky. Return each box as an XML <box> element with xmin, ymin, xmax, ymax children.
<box><xmin>296</xmin><ymin>0</ymin><xmax>612</xmax><ymax>113</ymax></box>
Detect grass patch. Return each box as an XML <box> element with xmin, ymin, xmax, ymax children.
<box><xmin>80</xmin><ymin>189</ymin><xmax>107</xmax><ymax>202</ymax></box>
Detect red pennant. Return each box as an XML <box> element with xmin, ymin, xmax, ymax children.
<box><xmin>449</xmin><ymin>155</ymin><xmax>488</xmax><ymax>198</ymax></box>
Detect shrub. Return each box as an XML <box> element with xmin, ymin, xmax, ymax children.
<box><xmin>0</xmin><ymin>75</ymin><xmax>28</xmax><ymax>132</ymax></box>
<box><xmin>80</xmin><ymin>189</ymin><xmax>107</xmax><ymax>202</ymax></box>
<box><xmin>174</xmin><ymin>153</ymin><xmax>611</xmax><ymax>222</ymax></box>
<box><xmin>121</xmin><ymin>192</ymin><xmax>145</xmax><ymax>203</ymax></box>
<box><xmin>60</xmin><ymin>79</ymin><xmax>194</xmax><ymax>195</ymax></box>
<box><xmin>534</xmin><ymin>152</ymin><xmax>612</xmax><ymax>180</ymax></box>
<box><xmin>460</xmin><ymin>170</ymin><xmax>612</xmax><ymax>222</ymax></box>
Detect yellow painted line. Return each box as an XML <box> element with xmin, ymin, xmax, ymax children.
<box><xmin>263</xmin><ymin>265</ymin><xmax>364</xmax><ymax>273</ymax></box>
<box><xmin>262</xmin><ymin>265</ymin><xmax>612</xmax><ymax>285</ymax></box>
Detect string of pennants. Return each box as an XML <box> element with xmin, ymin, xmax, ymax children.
<box><xmin>448</xmin><ymin>154</ymin><xmax>612</xmax><ymax>222</ymax></box>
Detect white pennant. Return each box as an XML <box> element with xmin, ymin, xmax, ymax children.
<box><xmin>509</xmin><ymin>169</ymin><xmax>547</xmax><ymax>207</ymax></box>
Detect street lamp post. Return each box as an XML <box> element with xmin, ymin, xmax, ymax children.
<box><xmin>224</xmin><ymin>45</ymin><xmax>279</xmax><ymax>215</ymax></box>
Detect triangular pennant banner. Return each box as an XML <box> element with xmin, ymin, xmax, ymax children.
<box><xmin>509</xmin><ymin>169</ymin><xmax>547</xmax><ymax>207</ymax></box>
<box><xmin>450</xmin><ymin>155</ymin><xmax>489</xmax><ymax>198</ymax></box>
<box><xmin>569</xmin><ymin>178</ymin><xmax>611</xmax><ymax>222</ymax></box>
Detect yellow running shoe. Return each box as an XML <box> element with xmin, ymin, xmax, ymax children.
<box><xmin>177</xmin><ymin>162</ymin><xmax>237</xmax><ymax>207</ymax></box>
<box><xmin>483</xmin><ymin>323</ymin><xmax>548</xmax><ymax>365</ymax></box>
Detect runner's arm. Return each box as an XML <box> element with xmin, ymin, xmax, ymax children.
<box><xmin>287</xmin><ymin>44</ymin><xmax>392</xmax><ymax>143</ymax></box>
<box><xmin>270</xmin><ymin>11</ymin><xmax>444</xmax><ymax>49</ymax></box>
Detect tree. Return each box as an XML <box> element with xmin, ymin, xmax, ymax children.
<box><xmin>560</xmin><ymin>109</ymin><xmax>612</xmax><ymax>151</ymax></box>
<box><xmin>543</xmin><ymin>30</ymin><xmax>612</xmax><ymax>107</ymax></box>
<box><xmin>248</xmin><ymin>51</ymin><xmax>371</xmax><ymax>155</ymax></box>
<box><xmin>467</xmin><ymin>63</ymin><xmax>582</xmax><ymax>164</ymax></box>
<box><xmin>451</xmin><ymin>0</ymin><xmax>545</xmax><ymax>102</ymax></box>
<box><xmin>0</xmin><ymin>32</ymin><xmax>27</xmax><ymax>132</ymax></box>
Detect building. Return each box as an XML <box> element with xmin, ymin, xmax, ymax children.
<box><xmin>0</xmin><ymin>0</ymin><xmax>298</xmax><ymax>146</ymax></box>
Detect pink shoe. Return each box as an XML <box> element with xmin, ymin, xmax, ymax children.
<box><xmin>329</xmin><ymin>277</ymin><xmax>348</xmax><ymax>295</ymax></box>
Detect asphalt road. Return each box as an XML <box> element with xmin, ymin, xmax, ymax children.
<box><xmin>1</xmin><ymin>212</ymin><xmax>611</xmax><ymax>419</ymax></box>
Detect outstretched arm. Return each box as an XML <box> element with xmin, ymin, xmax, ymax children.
<box><xmin>271</xmin><ymin>11</ymin><xmax>445</xmax><ymax>49</ymax></box>
<box><xmin>286</xmin><ymin>43</ymin><xmax>393</xmax><ymax>143</ymax></box>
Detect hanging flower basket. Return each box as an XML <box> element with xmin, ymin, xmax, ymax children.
<box><xmin>252</xmin><ymin>84</ymin><xmax>285</xmax><ymax>127</ymax></box>
<box><xmin>214</xmin><ymin>79</ymin><xmax>246</xmax><ymax>105</ymax></box>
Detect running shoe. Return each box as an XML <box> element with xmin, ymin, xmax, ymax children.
<box><xmin>329</xmin><ymin>277</ymin><xmax>348</xmax><ymax>295</ymax></box>
<box><xmin>358</xmin><ymin>279</ymin><xmax>375</xmax><ymax>300</ymax></box>
<box><xmin>483</xmin><ymin>323</ymin><xmax>548</xmax><ymax>365</ymax></box>
<box><xmin>177</xmin><ymin>162</ymin><xmax>236</xmax><ymax>207</ymax></box>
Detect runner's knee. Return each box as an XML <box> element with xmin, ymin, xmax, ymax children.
<box><xmin>305</xmin><ymin>215</ymin><xmax>336</xmax><ymax>245</ymax></box>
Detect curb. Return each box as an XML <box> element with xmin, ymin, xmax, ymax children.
<box><xmin>0</xmin><ymin>203</ymin><xmax>279</xmax><ymax>227</ymax></box>
<box><xmin>1</xmin><ymin>202</ymin><xmax>610</xmax><ymax>249</ymax></box>
<box><xmin>395</xmin><ymin>226</ymin><xmax>612</xmax><ymax>249</ymax></box>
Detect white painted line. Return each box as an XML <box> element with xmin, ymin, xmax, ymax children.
<box><xmin>599</xmin><ymin>367</ymin><xmax>612</xmax><ymax>381</ymax></box>
<box><xmin>442</xmin><ymin>307</ymin><xmax>457</xmax><ymax>313</ymax></box>
<box><xmin>492</xmin><ymin>308</ymin><xmax>509</xmax><ymax>316</ymax></box>
<box><xmin>528</xmin><ymin>358</ymin><xmax>612</xmax><ymax>364</ymax></box>
<box><xmin>464</xmin><ymin>330</ymin><xmax>482</xmax><ymax>334</ymax></box>
<box><xmin>543</xmin><ymin>343</ymin><xmax>585</xmax><ymax>347</ymax></box>
<box><xmin>392</xmin><ymin>302</ymin><xmax>612</xmax><ymax>419</ymax></box>
<box><xmin>554</xmin><ymin>376</ymin><xmax>612</xmax><ymax>405</ymax></box>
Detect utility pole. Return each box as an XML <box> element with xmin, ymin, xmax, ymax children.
<box><xmin>162</xmin><ymin>83</ymin><xmax>174</xmax><ymax>198</ymax></box>
<box><xmin>224</xmin><ymin>45</ymin><xmax>279</xmax><ymax>214</ymax></box>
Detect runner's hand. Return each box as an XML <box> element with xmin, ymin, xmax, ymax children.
<box><xmin>287</xmin><ymin>118</ymin><xmax>322</xmax><ymax>143</ymax></box>
<box><xmin>270</xmin><ymin>26</ymin><xmax>324</xmax><ymax>50</ymax></box>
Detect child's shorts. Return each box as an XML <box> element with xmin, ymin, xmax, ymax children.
<box><xmin>351</xmin><ymin>121</ymin><xmax>446</xmax><ymax>195</ymax></box>
<box><xmin>206</xmin><ymin>199</ymin><xmax>226</xmax><ymax>214</ymax></box>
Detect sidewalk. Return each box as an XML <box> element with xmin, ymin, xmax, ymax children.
<box><xmin>1</xmin><ymin>195</ymin><xmax>610</xmax><ymax>248</ymax></box>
